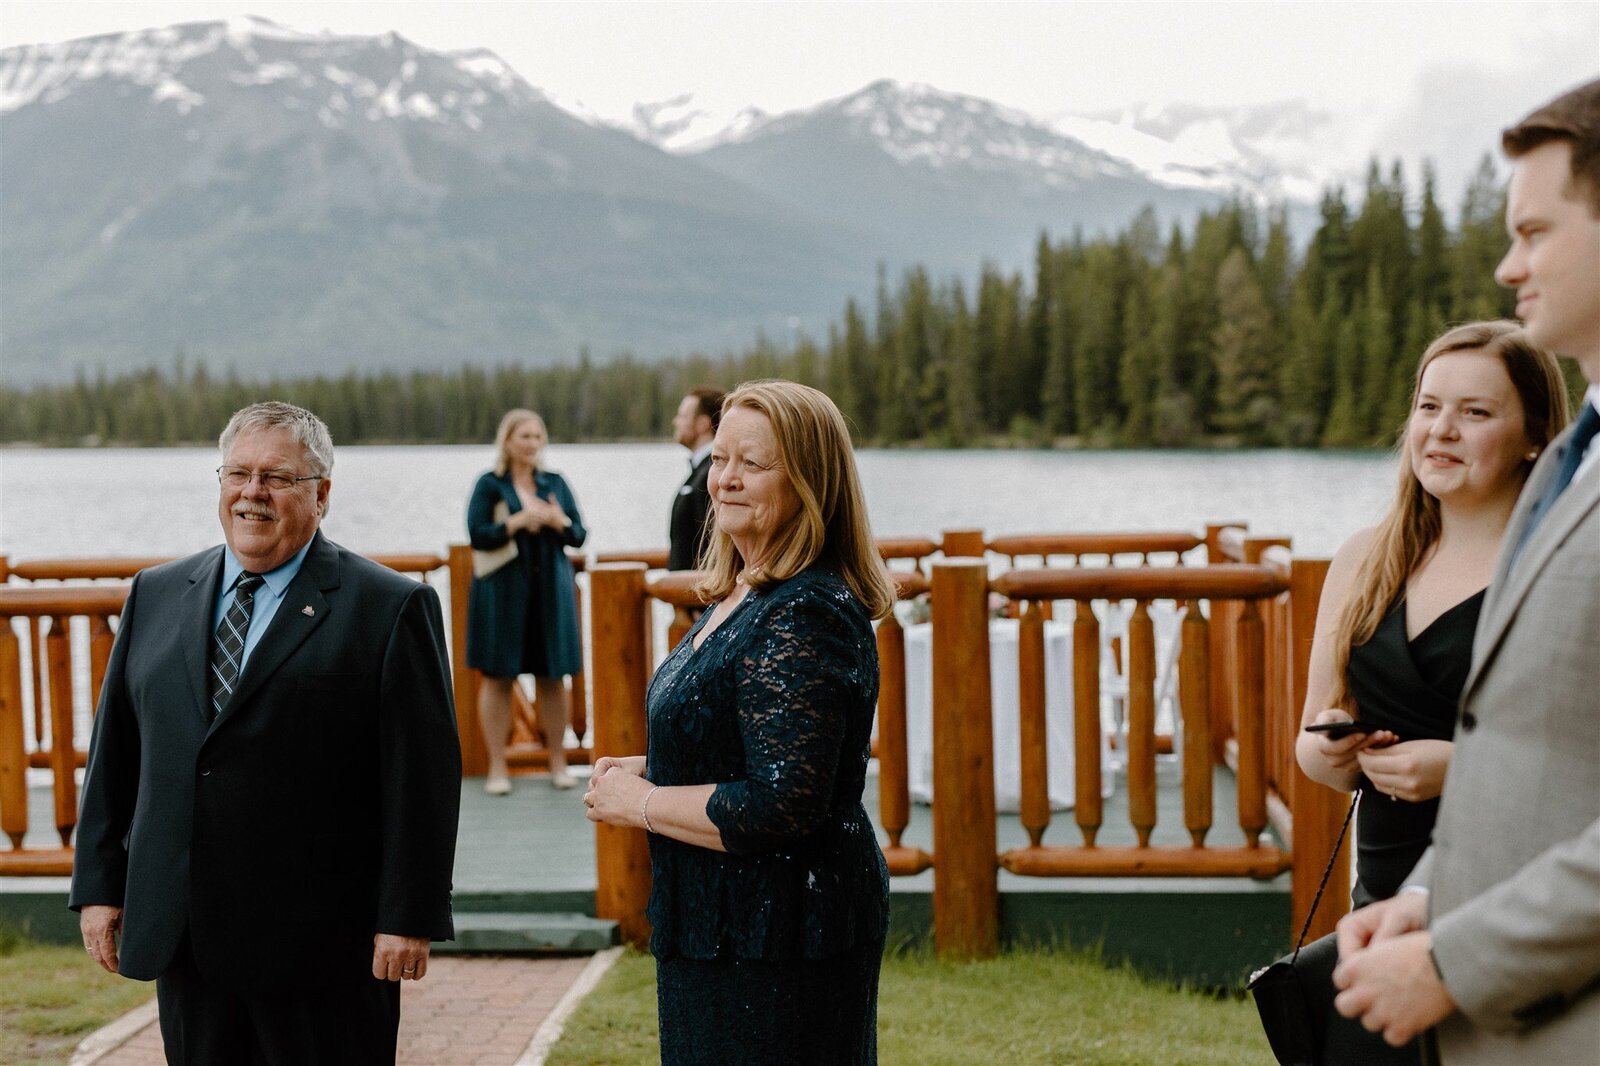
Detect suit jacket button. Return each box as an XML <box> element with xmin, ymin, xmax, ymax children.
<box><xmin>199</xmin><ymin>768</ymin><xmax>212</xmax><ymax>776</ymax></box>
<box><xmin>1459</xmin><ymin>712</ymin><xmax>1477</xmax><ymax>732</ymax></box>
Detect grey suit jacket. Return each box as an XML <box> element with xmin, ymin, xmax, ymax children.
<box><xmin>1409</xmin><ymin>418</ymin><xmax>1600</xmax><ymax>1064</ymax></box>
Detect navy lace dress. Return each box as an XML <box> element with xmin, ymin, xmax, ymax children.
<box><xmin>644</xmin><ymin>566</ymin><xmax>890</xmax><ymax>1066</ymax></box>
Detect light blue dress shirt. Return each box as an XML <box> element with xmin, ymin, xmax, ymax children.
<box><xmin>211</xmin><ymin>539</ymin><xmax>314</xmax><ymax>673</ymax></box>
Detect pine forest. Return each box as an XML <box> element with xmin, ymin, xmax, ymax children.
<box><xmin>3</xmin><ymin>156</ymin><xmax>1577</xmax><ymax>450</ymax></box>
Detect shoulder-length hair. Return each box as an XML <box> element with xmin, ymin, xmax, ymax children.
<box><xmin>492</xmin><ymin>409</ymin><xmax>545</xmax><ymax>477</ymax></box>
<box><xmin>695</xmin><ymin>380</ymin><xmax>897</xmax><ymax>620</ymax></box>
<box><xmin>1326</xmin><ymin>320</ymin><xmax>1570</xmax><ymax>708</ymax></box>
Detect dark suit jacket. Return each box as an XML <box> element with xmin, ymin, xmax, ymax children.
<box><xmin>667</xmin><ymin>453</ymin><xmax>713</xmax><ymax>571</ymax></box>
<box><xmin>69</xmin><ymin>532</ymin><xmax>461</xmax><ymax>989</ymax></box>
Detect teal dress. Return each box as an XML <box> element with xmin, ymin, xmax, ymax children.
<box><xmin>465</xmin><ymin>469</ymin><xmax>586</xmax><ymax>678</ymax></box>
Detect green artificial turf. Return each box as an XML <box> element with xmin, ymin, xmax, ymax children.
<box><xmin>549</xmin><ymin>945</ymin><xmax>1275</xmax><ymax>1065</ymax></box>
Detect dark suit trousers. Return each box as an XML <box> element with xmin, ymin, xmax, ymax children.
<box><xmin>156</xmin><ymin>930</ymin><xmax>400</xmax><ymax>1066</ymax></box>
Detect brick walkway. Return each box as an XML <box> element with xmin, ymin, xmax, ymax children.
<box><xmin>83</xmin><ymin>955</ymin><xmax>601</xmax><ymax>1066</ymax></box>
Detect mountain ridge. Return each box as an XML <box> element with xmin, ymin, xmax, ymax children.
<box><xmin>2</xmin><ymin>19</ymin><xmax>1304</xmax><ymax>384</ymax></box>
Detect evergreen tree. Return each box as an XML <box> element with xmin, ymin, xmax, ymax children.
<box><xmin>1277</xmin><ymin>278</ymin><xmax>1330</xmax><ymax>446</ymax></box>
<box><xmin>1357</xmin><ymin>266</ymin><xmax>1395</xmax><ymax>442</ymax></box>
<box><xmin>941</xmin><ymin>280</ymin><xmax>981</xmax><ymax>446</ymax></box>
<box><xmin>1211</xmin><ymin>247</ymin><xmax>1277</xmax><ymax>442</ymax></box>
<box><xmin>1453</xmin><ymin>154</ymin><xmax>1512</xmax><ymax>320</ymax></box>
<box><xmin>1322</xmin><ymin>308</ymin><xmax>1366</xmax><ymax>447</ymax></box>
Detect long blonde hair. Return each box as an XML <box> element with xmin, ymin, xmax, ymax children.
<box><xmin>492</xmin><ymin>409</ymin><xmax>545</xmax><ymax>477</ymax></box>
<box><xmin>1327</xmin><ymin>320</ymin><xmax>1570</xmax><ymax>707</ymax></box>
<box><xmin>696</xmin><ymin>380</ymin><xmax>897</xmax><ymax>619</ymax></box>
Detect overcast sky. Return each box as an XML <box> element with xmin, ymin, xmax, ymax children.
<box><xmin>4</xmin><ymin>2</ymin><xmax>1597</xmax><ymax>198</ymax></box>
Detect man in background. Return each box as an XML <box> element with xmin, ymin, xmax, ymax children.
<box><xmin>1333</xmin><ymin>78</ymin><xmax>1600</xmax><ymax>1063</ymax></box>
<box><xmin>72</xmin><ymin>401</ymin><xmax>461</xmax><ymax>1065</ymax></box>
<box><xmin>668</xmin><ymin>386</ymin><xmax>725</xmax><ymax>571</ymax></box>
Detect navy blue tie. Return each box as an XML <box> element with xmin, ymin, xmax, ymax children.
<box><xmin>1509</xmin><ymin>402</ymin><xmax>1600</xmax><ymax>569</ymax></box>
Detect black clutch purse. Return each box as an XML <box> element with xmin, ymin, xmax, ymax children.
<box><xmin>1247</xmin><ymin>800</ymin><xmax>1355</xmax><ymax>1066</ymax></box>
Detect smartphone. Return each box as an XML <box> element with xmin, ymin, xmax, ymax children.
<box><xmin>1304</xmin><ymin>720</ymin><xmax>1378</xmax><ymax>740</ymax></box>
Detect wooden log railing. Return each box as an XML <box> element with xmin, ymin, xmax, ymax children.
<box><xmin>0</xmin><ymin>585</ymin><xmax>129</xmax><ymax>875</ymax></box>
<box><xmin>985</xmin><ymin>564</ymin><xmax>1292</xmax><ymax>880</ymax></box>
<box><xmin>3</xmin><ymin>549</ymin><xmax>593</xmax><ymax>785</ymax></box>
<box><xmin>7</xmin><ymin>526</ymin><xmax>1348</xmax><ymax>949</ymax></box>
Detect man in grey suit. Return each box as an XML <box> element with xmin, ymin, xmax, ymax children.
<box><xmin>1333</xmin><ymin>79</ymin><xmax>1600</xmax><ymax>1063</ymax></box>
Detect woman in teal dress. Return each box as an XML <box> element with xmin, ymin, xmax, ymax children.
<box><xmin>466</xmin><ymin>409</ymin><xmax>587</xmax><ymax>794</ymax></box>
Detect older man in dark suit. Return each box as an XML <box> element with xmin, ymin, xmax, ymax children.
<box><xmin>70</xmin><ymin>401</ymin><xmax>461</xmax><ymax>1065</ymax></box>
<box><xmin>668</xmin><ymin>386</ymin><xmax>724</xmax><ymax>571</ymax></box>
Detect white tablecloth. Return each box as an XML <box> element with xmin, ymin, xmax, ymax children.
<box><xmin>903</xmin><ymin>618</ymin><xmax>1113</xmax><ymax>812</ymax></box>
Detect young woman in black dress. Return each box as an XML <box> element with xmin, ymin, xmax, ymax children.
<box><xmin>584</xmin><ymin>380</ymin><xmax>897</xmax><ymax>1065</ymax></box>
<box><xmin>1295</xmin><ymin>321</ymin><xmax>1569</xmax><ymax>1062</ymax></box>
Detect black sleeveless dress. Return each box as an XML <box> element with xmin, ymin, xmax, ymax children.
<box><xmin>1344</xmin><ymin>589</ymin><xmax>1485</xmax><ymax>904</ymax></box>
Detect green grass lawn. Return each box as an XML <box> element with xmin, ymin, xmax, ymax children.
<box><xmin>550</xmin><ymin>946</ymin><xmax>1275</xmax><ymax>1066</ymax></box>
<box><xmin>0</xmin><ymin>928</ymin><xmax>154</xmax><ymax>1066</ymax></box>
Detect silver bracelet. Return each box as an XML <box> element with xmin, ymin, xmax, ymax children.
<box><xmin>640</xmin><ymin>785</ymin><xmax>660</xmax><ymax>834</ymax></box>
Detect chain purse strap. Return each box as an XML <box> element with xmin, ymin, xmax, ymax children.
<box><xmin>1289</xmin><ymin>795</ymin><xmax>1358</xmax><ymax>965</ymax></box>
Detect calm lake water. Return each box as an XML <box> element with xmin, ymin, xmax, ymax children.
<box><xmin>3</xmin><ymin>444</ymin><xmax>1397</xmax><ymax>766</ymax></box>
<box><xmin>0</xmin><ymin>444</ymin><xmax>1396</xmax><ymax>562</ymax></box>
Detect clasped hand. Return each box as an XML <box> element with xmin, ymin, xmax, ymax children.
<box><xmin>506</xmin><ymin>496</ymin><xmax>566</xmax><ymax>534</ymax></box>
<box><xmin>1333</xmin><ymin>891</ymin><xmax>1456</xmax><ymax>1045</ymax></box>
<box><xmin>585</xmin><ymin>755</ymin><xmax>650</xmax><ymax>827</ymax></box>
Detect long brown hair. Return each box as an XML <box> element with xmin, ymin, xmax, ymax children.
<box><xmin>696</xmin><ymin>380</ymin><xmax>896</xmax><ymax>619</ymax></box>
<box><xmin>1326</xmin><ymin>320</ymin><xmax>1570</xmax><ymax>707</ymax></box>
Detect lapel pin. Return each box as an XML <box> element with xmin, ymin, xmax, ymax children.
<box><xmin>302</xmin><ymin>605</ymin><xmax>315</xmax><ymax>617</ymax></box>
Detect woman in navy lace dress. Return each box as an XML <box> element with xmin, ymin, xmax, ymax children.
<box><xmin>585</xmin><ymin>380</ymin><xmax>897</xmax><ymax>1065</ymax></box>
<box><xmin>1291</xmin><ymin>321</ymin><xmax>1568</xmax><ymax>1064</ymax></box>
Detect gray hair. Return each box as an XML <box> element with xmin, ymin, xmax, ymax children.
<box><xmin>218</xmin><ymin>401</ymin><xmax>335</xmax><ymax>478</ymax></box>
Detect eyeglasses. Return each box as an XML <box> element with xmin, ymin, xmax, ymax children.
<box><xmin>217</xmin><ymin>466</ymin><xmax>322</xmax><ymax>492</ymax></box>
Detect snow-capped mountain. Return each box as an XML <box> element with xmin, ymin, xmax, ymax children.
<box><xmin>0</xmin><ymin>15</ymin><xmax>544</xmax><ymax>125</ymax></box>
<box><xmin>683</xmin><ymin>80</ymin><xmax>1238</xmax><ymax>272</ymax></box>
<box><xmin>631</xmin><ymin>80</ymin><xmax>1321</xmax><ymax>205</ymax></box>
<box><xmin>1</xmin><ymin>22</ymin><xmax>1306</xmax><ymax>383</ymax></box>
<box><xmin>0</xmin><ymin>18</ymin><xmax>874</xmax><ymax>382</ymax></box>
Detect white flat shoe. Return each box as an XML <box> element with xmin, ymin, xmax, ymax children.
<box><xmin>485</xmin><ymin>776</ymin><xmax>512</xmax><ymax>796</ymax></box>
<box><xmin>550</xmin><ymin>771</ymin><xmax>576</xmax><ymax>790</ymax></box>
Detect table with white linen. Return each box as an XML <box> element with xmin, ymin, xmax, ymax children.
<box><xmin>903</xmin><ymin>617</ymin><xmax>1115</xmax><ymax>813</ymax></box>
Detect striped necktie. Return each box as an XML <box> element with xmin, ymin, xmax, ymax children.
<box><xmin>209</xmin><ymin>572</ymin><xmax>264</xmax><ymax>720</ymax></box>
<box><xmin>1509</xmin><ymin>401</ymin><xmax>1600</xmax><ymax>571</ymax></box>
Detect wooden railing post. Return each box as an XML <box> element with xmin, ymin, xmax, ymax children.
<box><xmin>1179</xmin><ymin>600</ymin><xmax>1213</xmax><ymax>847</ymax></box>
<box><xmin>447</xmin><ymin>544</ymin><xmax>487</xmax><ymax>777</ymax></box>
<box><xmin>589</xmin><ymin>563</ymin><xmax>653</xmax><ymax>949</ymax></box>
<box><xmin>1016</xmin><ymin>599</ymin><xmax>1049</xmax><ymax>848</ymax></box>
<box><xmin>940</xmin><ymin>529</ymin><xmax>986</xmax><ymax>558</ymax></box>
<box><xmin>0</xmin><ymin>623</ymin><xmax>27</xmax><ymax>850</ymax></box>
<box><xmin>1234</xmin><ymin>601</ymin><xmax>1268</xmax><ymax>848</ymax></box>
<box><xmin>1072</xmin><ymin>599</ymin><xmax>1104</xmax><ymax>846</ymax></box>
<box><xmin>1286</xmin><ymin>557</ymin><xmax>1348</xmax><ymax>940</ymax></box>
<box><xmin>1126</xmin><ymin>601</ymin><xmax>1157</xmax><ymax>847</ymax></box>
<box><xmin>930</xmin><ymin>559</ymin><xmax>998</xmax><ymax>959</ymax></box>
<box><xmin>46</xmin><ymin>616</ymin><xmax>77</xmax><ymax>846</ymax></box>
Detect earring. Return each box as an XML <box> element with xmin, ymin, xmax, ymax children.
<box><xmin>1526</xmin><ymin>451</ymin><xmax>1540</xmax><ymax>461</ymax></box>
